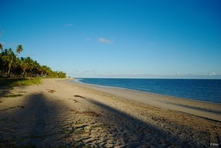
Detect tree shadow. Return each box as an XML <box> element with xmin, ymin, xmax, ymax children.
<box><xmin>0</xmin><ymin>93</ymin><xmax>74</xmax><ymax>147</ymax></box>
<box><xmin>86</xmin><ymin>98</ymin><xmax>211</xmax><ymax>147</ymax></box>
<box><xmin>0</xmin><ymin>78</ymin><xmax>28</xmax><ymax>98</ymax></box>
<box><xmin>0</xmin><ymin>90</ymin><xmax>215</xmax><ymax>147</ymax></box>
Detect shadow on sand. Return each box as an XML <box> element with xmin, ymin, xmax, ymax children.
<box><xmin>0</xmin><ymin>91</ymin><xmax>214</xmax><ymax>147</ymax></box>
<box><xmin>86</xmin><ymin>98</ymin><xmax>207</xmax><ymax>147</ymax></box>
<box><xmin>0</xmin><ymin>93</ymin><xmax>68</xmax><ymax>147</ymax></box>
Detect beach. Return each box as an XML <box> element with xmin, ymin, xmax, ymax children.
<box><xmin>0</xmin><ymin>78</ymin><xmax>220</xmax><ymax>147</ymax></box>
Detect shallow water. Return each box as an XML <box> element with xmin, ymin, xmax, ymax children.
<box><xmin>75</xmin><ymin>78</ymin><xmax>221</xmax><ymax>103</ymax></box>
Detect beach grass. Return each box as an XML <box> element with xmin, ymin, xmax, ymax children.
<box><xmin>0</xmin><ymin>77</ymin><xmax>42</xmax><ymax>87</ymax></box>
<box><xmin>3</xmin><ymin>94</ymin><xmax>23</xmax><ymax>98</ymax></box>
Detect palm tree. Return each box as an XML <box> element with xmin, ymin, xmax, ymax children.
<box><xmin>0</xmin><ymin>43</ymin><xmax>3</xmax><ymax>51</ymax></box>
<box><xmin>25</xmin><ymin>57</ymin><xmax>34</xmax><ymax>77</ymax></box>
<box><xmin>16</xmin><ymin>45</ymin><xmax>23</xmax><ymax>55</ymax></box>
<box><xmin>32</xmin><ymin>60</ymin><xmax>41</xmax><ymax>77</ymax></box>
<box><xmin>0</xmin><ymin>44</ymin><xmax>67</xmax><ymax>78</ymax></box>
<box><xmin>20</xmin><ymin>57</ymin><xmax>29</xmax><ymax>77</ymax></box>
<box><xmin>40</xmin><ymin>65</ymin><xmax>49</xmax><ymax>77</ymax></box>
<box><xmin>1</xmin><ymin>48</ymin><xmax>17</xmax><ymax>77</ymax></box>
<box><xmin>41</xmin><ymin>65</ymin><xmax>52</xmax><ymax>77</ymax></box>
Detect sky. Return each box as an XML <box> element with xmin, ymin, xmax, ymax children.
<box><xmin>0</xmin><ymin>0</ymin><xmax>221</xmax><ymax>78</ymax></box>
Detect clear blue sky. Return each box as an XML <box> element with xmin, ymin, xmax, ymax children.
<box><xmin>1</xmin><ymin>0</ymin><xmax>221</xmax><ymax>78</ymax></box>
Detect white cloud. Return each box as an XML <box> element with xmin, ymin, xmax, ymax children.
<box><xmin>208</xmin><ymin>72</ymin><xmax>217</xmax><ymax>76</ymax></box>
<box><xmin>98</xmin><ymin>38</ymin><xmax>112</xmax><ymax>44</ymax></box>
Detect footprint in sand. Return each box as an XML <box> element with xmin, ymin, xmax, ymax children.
<box><xmin>47</xmin><ymin>89</ymin><xmax>56</xmax><ymax>93</ymax></box>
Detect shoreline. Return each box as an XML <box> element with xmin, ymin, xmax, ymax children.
<box><xmin>1</xmin><ymin>78</ymin><xmax>221</xmax><ymax>147</ymax></box>
<box><xmin>73</xmin><ymin>78</ymin><xmax>221</xmax><ymax>104</ymax></box>
<box><xmin>67</xmin><ymin>79</ymin><xmax>221</xmax><ymax>122</ymax></box>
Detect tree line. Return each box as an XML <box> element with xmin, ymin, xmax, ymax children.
<box><xmin>0</xmin><ymin>44</ymin><xmax>66</xmax><ymax>78</ymax></box>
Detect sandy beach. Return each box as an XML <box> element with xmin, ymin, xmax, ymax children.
<box><xmin>0</xmin><ymin>78</ymin><xmax>220</xmax><ymax>147</ymax></box>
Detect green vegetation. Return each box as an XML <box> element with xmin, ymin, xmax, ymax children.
<box><xmin>3</xmin><ymin>94</ymin><xmax>23</xmax><ymax>98</ymax></box>
<box><xmin>0</xmin><ymin>44</ymin><xmax>66</xmax><ymax>78</ymax></box>
<box><xmin>0</xmin><ymin>77</ymin><xmax>41</xmax><ymax>87</ymax></box>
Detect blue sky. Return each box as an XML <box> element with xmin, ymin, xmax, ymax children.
<box><xmin>1</xmin><ymin>0</ymin><xmax>221</xmax><ymax>78</ymax></box>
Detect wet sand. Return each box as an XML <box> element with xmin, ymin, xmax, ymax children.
<box><xmin>0</xmin><ymin>78</ymin><xmax>220</xmax><ymax>147</ymax></box>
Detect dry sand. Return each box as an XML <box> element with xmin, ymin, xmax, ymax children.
<box><xmin>0</xmin><ymin>78</ymin><xmax>220</xmax><ymax>147</ymax></box>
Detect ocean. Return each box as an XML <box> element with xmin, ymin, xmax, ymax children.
<box><xmin>75</xmin><ymin>78</ymin><xmax>221</xmax><ymax>104</ymax></box>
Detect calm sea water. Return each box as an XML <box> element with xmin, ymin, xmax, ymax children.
<box><xmin>76</xmin><ymin>78</ymin><xmax>221</xmax><ymax>104</ymax></box>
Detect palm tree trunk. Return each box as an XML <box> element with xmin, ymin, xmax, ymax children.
<box><xmin>7</xmin><ymin>67</ymin><xmax>11</xmax><ymax>77</ymax></box>
<box><xmin>22</xmin><ymin>69</ymin><xmax>26</xmax><ymax>77</ymax></box>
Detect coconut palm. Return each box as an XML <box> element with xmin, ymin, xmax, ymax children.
<box><xmin>16</xmin><ymin>45</ymin><xmax>23</xmax><ymax>55</ymax></box>
<box><xmin>20</xmin><ymin>57</ymin><xmax>29</xmax><ymax>77</ymax></box>
<box><xmin>2</xmin><ymin>48</ymin><xmax>17</xmax><ymax>77</ymax></box>
<box><xmin>0</xmin><ymin>44</ymin><xmax>66</xmax><ymax>78</ymax></box>
<box><xmin>0</xmin><ymin>43</ymin><xmax>3</xmax><ymax>51</ymax></box>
